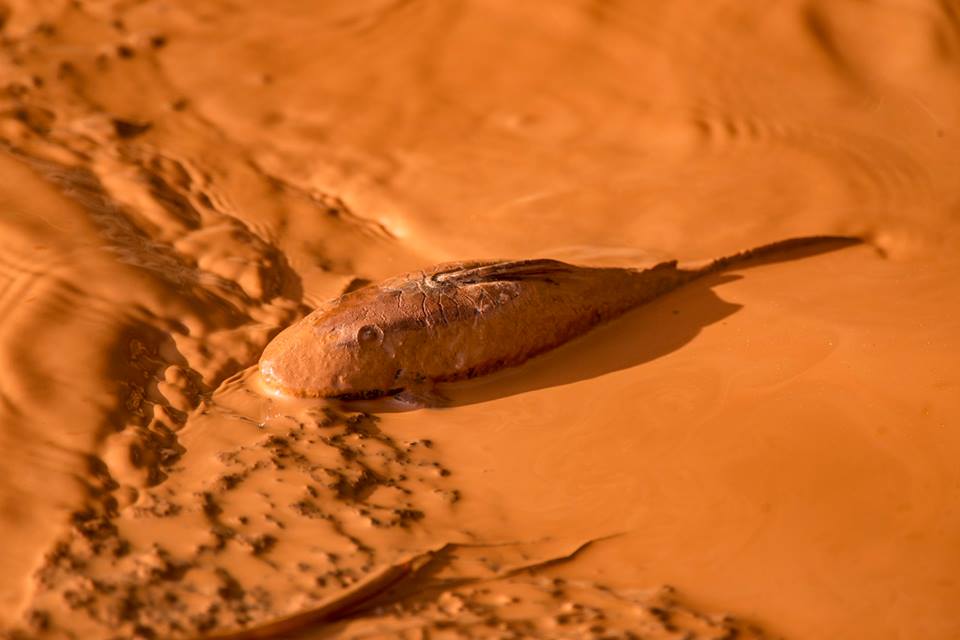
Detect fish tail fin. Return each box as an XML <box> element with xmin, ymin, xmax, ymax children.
<box><xmin>694</xmin><ymin>235</ymin><xmax>862</xmax><ymax>275</ymax></box>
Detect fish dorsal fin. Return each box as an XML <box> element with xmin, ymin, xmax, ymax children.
<box><xmin>432</xmin><ymin>259</ymin><xmax>576</xmax><ymax>285</ymax></box>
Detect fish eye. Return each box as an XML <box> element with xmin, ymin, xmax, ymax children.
<box><xmin>357</xmin><ymin>324</ymin><xmax>384</xmax><ymax>346</ymax></box>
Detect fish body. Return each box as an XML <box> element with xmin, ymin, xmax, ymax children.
<box><xmin>259</xmin><ymin>236</ymin><xmax>858</xmax><ymax>400</ymax></box>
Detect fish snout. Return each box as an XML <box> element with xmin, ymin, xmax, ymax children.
<box><xmin>258</xmin><ymin>324</ymin><xmax>347</xmax><ymax>397</ymax></box>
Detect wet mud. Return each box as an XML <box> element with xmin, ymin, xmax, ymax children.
<box><xmin>0</xmin><ymin>1</ymin><xmax>958</xmax><ymax>639</ymax></box>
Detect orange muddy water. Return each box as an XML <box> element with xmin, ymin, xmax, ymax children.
<box><xmin>0</xmin><ymin>1</ymin><xmax>958</xmax><ymax>639</ymax></box>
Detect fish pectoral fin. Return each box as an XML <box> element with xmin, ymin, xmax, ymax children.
<box><xmin>394</xmin><ymin>383</ymin><xmax>450</xmax><ymax>409</ymax></box>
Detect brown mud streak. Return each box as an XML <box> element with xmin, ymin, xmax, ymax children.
<box><xmin>201</xmin><ymin>539</ymin><xmax>604</xmax><ymax>640</ymax></box>
<box><xmin>203</xmin><ymin>535</ymin><xmax>774</xmax><ymax>640</ymax></box>
<box><xmin>201</xmin><ymin>547</ymin><xmax>443</xmax><ymax>640</ymax></box>
<box><xmin>276</xmin><ymin>537</ymin><xmax>779</xmax><ymax>640</ymax></box>
<box><xmin>334</xmin><ymin>536</ymin><xmax>612</xmax><ymax>616</ymax></box>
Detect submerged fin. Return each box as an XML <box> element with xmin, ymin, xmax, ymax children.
<box><xmin>394</xmin><ymin>383</ymin><xmax>450</xmax><ymax>409</ymax></box>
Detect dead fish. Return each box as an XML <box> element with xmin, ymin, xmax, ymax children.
<box><xmin>259</xmin><ymin>236</ymin><xmax>860</xmax><ymax>405</ymax></box>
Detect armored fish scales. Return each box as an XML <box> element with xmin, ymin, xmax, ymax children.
<box><xmin>259</xmin><ymin>236</ymin><xmax>860</xmax><ymax>403</ymax></box>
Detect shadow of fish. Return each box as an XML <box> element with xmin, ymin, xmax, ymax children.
<box><xmin>259</xmin><ymin>236</ymin><xmax>860</xmax><ymax>405</ymax></box>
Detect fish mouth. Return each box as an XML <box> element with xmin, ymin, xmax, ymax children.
<box><xmin>259</xmin><ymin>358</ymin><xmax>401</xmax><ymax>401</ymax></box>
<box><xmin>257</xmin><ymin>362</ymin><xmax>304</xmax><ymax>397</ymax></box>
<box><xmin>259</xmin><ymin>363</ymin><xmax>403</xmax><ymax>402</ymax></box>
<box><xmin>257</xmin><ymin>359</ymin><xmax>321</xmax><ymax>398</ymax></box>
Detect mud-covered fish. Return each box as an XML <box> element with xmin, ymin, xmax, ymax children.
<box><xmin>259</xmin><ymin>236</ymin><xmax>859</xmax><ymax>404</ymax></box>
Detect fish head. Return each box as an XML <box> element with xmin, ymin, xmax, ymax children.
<box><xmin>259</xmin><ymin>305</ymin><xmax>401</xmax><ymax>399</ymax></box>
